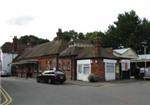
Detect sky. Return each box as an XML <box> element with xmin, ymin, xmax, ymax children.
<box><xmin>0</xmin><ymin>0</ymin><xmax>150</xmax><ymax>46</ymax></box>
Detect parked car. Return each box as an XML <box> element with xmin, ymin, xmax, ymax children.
<box><xmin>144</xmin><ymin>67</ymin><xmax>150</xmax><ymax>80</ymax></box>
<box><xmin>0</xmin><ymin>70</ymin><xmax>10</xmax><ymax>77</ymax></box>
<box><xmin>36</xmin><ymin>69</ymin><xmax>66</xmax><ymax>84</ymax></box>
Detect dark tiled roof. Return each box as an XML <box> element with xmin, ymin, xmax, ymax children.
<box><xmin>60</xmin><ymin>46</ymin><xmax>117</xmax><ymax>59</ymax></box>
<box><xmin>15</xmin><ymin>39</ymin><xmax>117</xmax><ymax>61</ymax></box>
<box><xmin>15</xmin><ymin>40</ymin><xmax>68</xmax><ymax>60</ymax></box>
<box><xmin>1</xmin><ymin>42</ymin><xmax>28</xmax><ymax>54</ymax></box>
<box><xmin>14</xmin><ymin>47</ymin><xmax>32</xmax><ymax>61</ymax></box>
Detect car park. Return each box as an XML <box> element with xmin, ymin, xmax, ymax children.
<box><xmin>36</xmin><ymin>69</ymin><xmax>66</xmax><ymax>84</ymax></box>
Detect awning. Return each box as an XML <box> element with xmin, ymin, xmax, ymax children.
<box><xmin>12</xmin><ymin>59</ymin><xmax>39</xmax><ymax>65</ymax></box>
<box><xmin>131</xmin><ymin>59</ymin><xmax>150</xmax><ymax>62</ymax></box>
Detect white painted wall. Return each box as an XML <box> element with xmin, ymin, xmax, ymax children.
<box><xmin>120</xmin><ymin>59</ymin><xmax>130</xmax><ymax>71</ymax></box>
<box><xmin>0</xmin><ymin>49</ymin><xmax>2</xmax><ymax>71</ymax></box>
<box><xmin>77</xmin><ymin>59</ymin><xmax>91</xmax><ymax>81</ymax></box>
<box><xmin>0</xmin><ymin>49</ymin><xmax>17</xmax><ymax>74</ymax></box>
<box><xmin>103</xmin><ymin>59</ymin><xmax>117</xmax><ymax>81</ymax></box>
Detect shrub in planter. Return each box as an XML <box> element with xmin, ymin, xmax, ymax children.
<box><xmin>88</xmin><ymin>73</ymin><xmax>100</xmax><ymax>82</ymax></box>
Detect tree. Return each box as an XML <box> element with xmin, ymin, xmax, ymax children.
<box><xmin>104</xmin><ymin>10</ymin><xmax>150</xmax><ymax>53</ymax></box>
<box><xmin>18</xmin><ymin>35</ymin><xmax>49</xmax><ymax>45</ymax></box>
<box><xmin>78</xmin><ymin>32</ymin><xmax>85</xmax><ymax>40</ymax></box>
<box><xmin>55</xmin><ymin>29</ymin><xmax>86</xmax><ymax>41</ymax></box>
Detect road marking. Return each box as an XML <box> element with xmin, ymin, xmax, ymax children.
<box><xmin>0</xmin><ymin>87</ymin><xmax>12</xmax><ymax>105</ymax></box>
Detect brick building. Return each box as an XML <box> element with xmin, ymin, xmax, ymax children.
<box><xmin>12</xmin><ymin>31</ymin><xmax>121</xmax><ymax>81</ymax></box>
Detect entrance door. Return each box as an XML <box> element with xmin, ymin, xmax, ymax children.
<box><xmin>77</xmin><ymin>60</ymin><xmax>91</xmax><ymax>81</ymax></box>
<box><xmin>104</xmin><ymin>59</ymin><xmax>117</xmax><ymax>81</ymax></box>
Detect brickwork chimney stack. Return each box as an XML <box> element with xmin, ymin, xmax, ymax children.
<box><xmin>13</xmin><ymin>36</ymin><xmax>18</xmax><ymax>52</ymax></box>
<box><xmin>95</xmin><ymin>32</ymin><xmax>101</xmax><ymax>57</ymax></box>
<box><xmin>56</xmin><ymin>28</ymin><xmax>63</xmax><ymax>40</ymax></box>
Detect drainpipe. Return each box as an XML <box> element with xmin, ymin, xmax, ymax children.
<box><xmin>56</xmin><ymin>54</ymin><xmax>59</xmax><ymax>70</ymax></box>
<box><xmin>36</xmin><ymin>61</ymin><xmax>39</xmax><ymax>76</ymax></box>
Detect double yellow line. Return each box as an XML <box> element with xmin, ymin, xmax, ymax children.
<box><xmin>0</xmin><ymin>87</ymin><xmax>12</xmax><ymax>105</ymax></box>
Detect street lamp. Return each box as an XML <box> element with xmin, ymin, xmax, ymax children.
<box><xmin>142</xmin><ymin>41</ymin><xmax>147</xmax><ymax>71</ymax></box>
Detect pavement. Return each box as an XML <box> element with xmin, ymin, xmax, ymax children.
<box><xmin>65</xmin><ymin>79</ymin><xmax>143</xmax><ymax>87</ymax></box>
<box><xmin>4</xmin><ymin>76</ymin><xmax>147</xmax><ymax>87</ymax></box>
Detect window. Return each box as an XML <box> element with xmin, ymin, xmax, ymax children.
<box><xmin>44</xmin><ymin>72</ymin><xmax>54</xmax><ymax>74</ymax></box>
<box><xmin>106</xmin><ymin>63</ymin><xmax>115</xmax><ymax>73</ymax></box>
<box><xmin>78</xmin><ymin>64</ymin><xmax>82</xmax><ymax>74</ymax></box>
<box><xmin>78</xmin><ymin>63</ymin><xmax>90</xmax><ymax>75</ymax></box>
<box><xmin>83</xmin><ymin>64</ymin><xmax>90</xmax><ymax>74</ymax></box>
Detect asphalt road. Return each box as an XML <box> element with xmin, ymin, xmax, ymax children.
<box><xmin>1</xmin><ymin>77</ymin><xmax>150</xmax><ymax>105</ymax></box>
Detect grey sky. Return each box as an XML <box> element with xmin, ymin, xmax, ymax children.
<box><xmin>7</xmin><ymin>16</ymin><xmax>34</xmax><ymax>26</ymax></box>
<box><xmin>0</xmin><ymin>0</ymin><xmax>149</xmax><ymax>46</ymax></box>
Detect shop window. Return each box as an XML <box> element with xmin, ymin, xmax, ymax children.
<box><xmin>83</xmin><ymin>64</ymin><xmax>90</xmax><ymax>74</ymax></box>
<box><xmin>106</xmin><ymin>63</ymin><xmax>115</xmax><ymax>73</ymax></box>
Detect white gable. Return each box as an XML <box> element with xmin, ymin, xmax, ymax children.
<box><xmin>114</xmin><ymin>48</ymin><xmax>130</xmax><ymax>54</ymax></box>
<box><xmin>113</xmin><ymin>48</ymin><xmax>138</xmax><ymax>59</ymax></box>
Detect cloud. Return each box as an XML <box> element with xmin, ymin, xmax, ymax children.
<box><xmin>7</xmin><ymin>16</ymin><xmax>34</xmax><ymax>26</ymax></box>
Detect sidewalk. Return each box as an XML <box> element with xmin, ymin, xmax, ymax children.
<box><xmin>8</xmin><ymin>77</ymin><xmax>144</xmax><ymax>87</ymax></box>
<box><xmin>66</xmin><ymin>79</ymin><xmax>140</xmax><ymax>87</ymax></box>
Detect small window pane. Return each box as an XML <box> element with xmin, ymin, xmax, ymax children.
<box><xmin>78</xmin><ymin>64</ymin><xmax>82</xmax><ymax>74</ymax></box>
<box><xmin>106</xmin><ymin>63</ymin><xmax>115</xmax><ymax>73</ymax></box>
<box><xmin>83</xmin><ymin>64</ymin><xmax>90</xmax><ymax>74</ymax></box>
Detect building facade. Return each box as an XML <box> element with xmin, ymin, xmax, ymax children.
<box><xmin>12</xmin><ymin>32</ymin><xmax>139</xmax><ymax>81</ymax></box>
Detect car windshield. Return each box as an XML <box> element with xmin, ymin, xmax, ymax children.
<box><xmin>42</xmin><ymin>70</ymin><xmax>54</xmax><ymax>74</ymax></box>
<box><xmin>41</xmin><ymin>69</ymin><xmax>64</xmax><ymax>75</ymax></box>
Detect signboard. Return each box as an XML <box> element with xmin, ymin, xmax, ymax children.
<box><xmin>121</xmin><ymin>63</ymin><xmax>128</xmax><ymax>71</ymax></box>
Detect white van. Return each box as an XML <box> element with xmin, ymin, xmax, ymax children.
<box><xmin>144</xmin><ymin>67</ymin><xmax>150</xmax><ymax>79</ymax></box>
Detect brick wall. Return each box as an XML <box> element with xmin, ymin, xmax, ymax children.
<box><xmin>91</xmin><ymin>59</ymin><xmax>105</xmax><ymax>80</ymax></box>
<box><xmin>38</xmin><ymin>56</ymin><xmax>54</xmax><ymax>71</ymax></box>
<box><xmin>59</xmin><ymin>58</ymin><xmax>72</xmax><ymax>80</ymax></box>
<box><xmin>38</xmin><ymin>56</ymin><xmax>73</xmax><ymax>80</ymax></box>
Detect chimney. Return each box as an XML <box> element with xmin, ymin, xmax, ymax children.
<box><xmin>95</xmin><ymin>32</ymin><xmax>101</xmax><ymax>57</ymax></box>
<box><xmin>13</xmin><ymin>36</ymin><xmax>18</xmax><ymax>52</ymax></box>
<box><xmin>56</xmin><ymin>28</ymin><xmax>63</xmax><ymax>40</ymax></box>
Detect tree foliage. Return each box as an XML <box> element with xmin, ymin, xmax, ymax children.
<box><xmin>55</xmin><ymin>30</ymin><xmax>86</xmax><ymax>41</ymax></box>
<box><xmin>104</xmin><ymin>10</ymin><xmax>150</xmax><ymax>54</ymax></box>
<box><xmin>18</xmin><ymin>35</ymin><xmax>49</xmax><ymax>45</ymax></box>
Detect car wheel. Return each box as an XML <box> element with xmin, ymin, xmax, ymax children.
<box><xmin>36</xmin><ymin>78</ymin><xmax>40</xmax><ymax>83</ymax></box>
<box><xmin>60</xmin><ymin>81</ymin><xmax>64</xmax><ymax>84</ymax></box>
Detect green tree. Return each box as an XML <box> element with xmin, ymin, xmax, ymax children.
<box><xmin>85</xmin><ymin>31</ymin><xmax>104</xmax><ymax>44</ymax></box>
<box><xmin>78</xmin><ymin>32</ymin><xmax>85</xmax><ymax>40</ymax></box>
<box><xmin>104</xmin><ymin>10</ymin><xmax>150</xmax><ymax>53</ymax></box>
<box><xmin>56</xmin><ymin>29</ymin><xmax>86</xmax><ymax>41</ymax></box>
<box><xmin>18</xmin><ymin>35</ymin><xmax>49</xmax><ymax>45</ymax></box>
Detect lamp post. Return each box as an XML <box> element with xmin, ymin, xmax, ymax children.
<box><xmin>142</xmin><ymin>41</ymin><xmax>147</xmax><ymax>72</ymax></box>
<box><xmin>144</xmin><ymin>46</ymin><xmax>147</xmax><ymax>71</ymax></box>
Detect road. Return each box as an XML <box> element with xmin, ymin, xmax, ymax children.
<box><xmin>1</xmin><ymin>77</ymin><xmax>150</xmax><ymax>105</ymax></box>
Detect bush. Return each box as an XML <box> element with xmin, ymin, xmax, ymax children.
<box><xmin>88</xmin><ymin>73</ymin><xmax>100</xmax><ymax>82</ymax></box>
